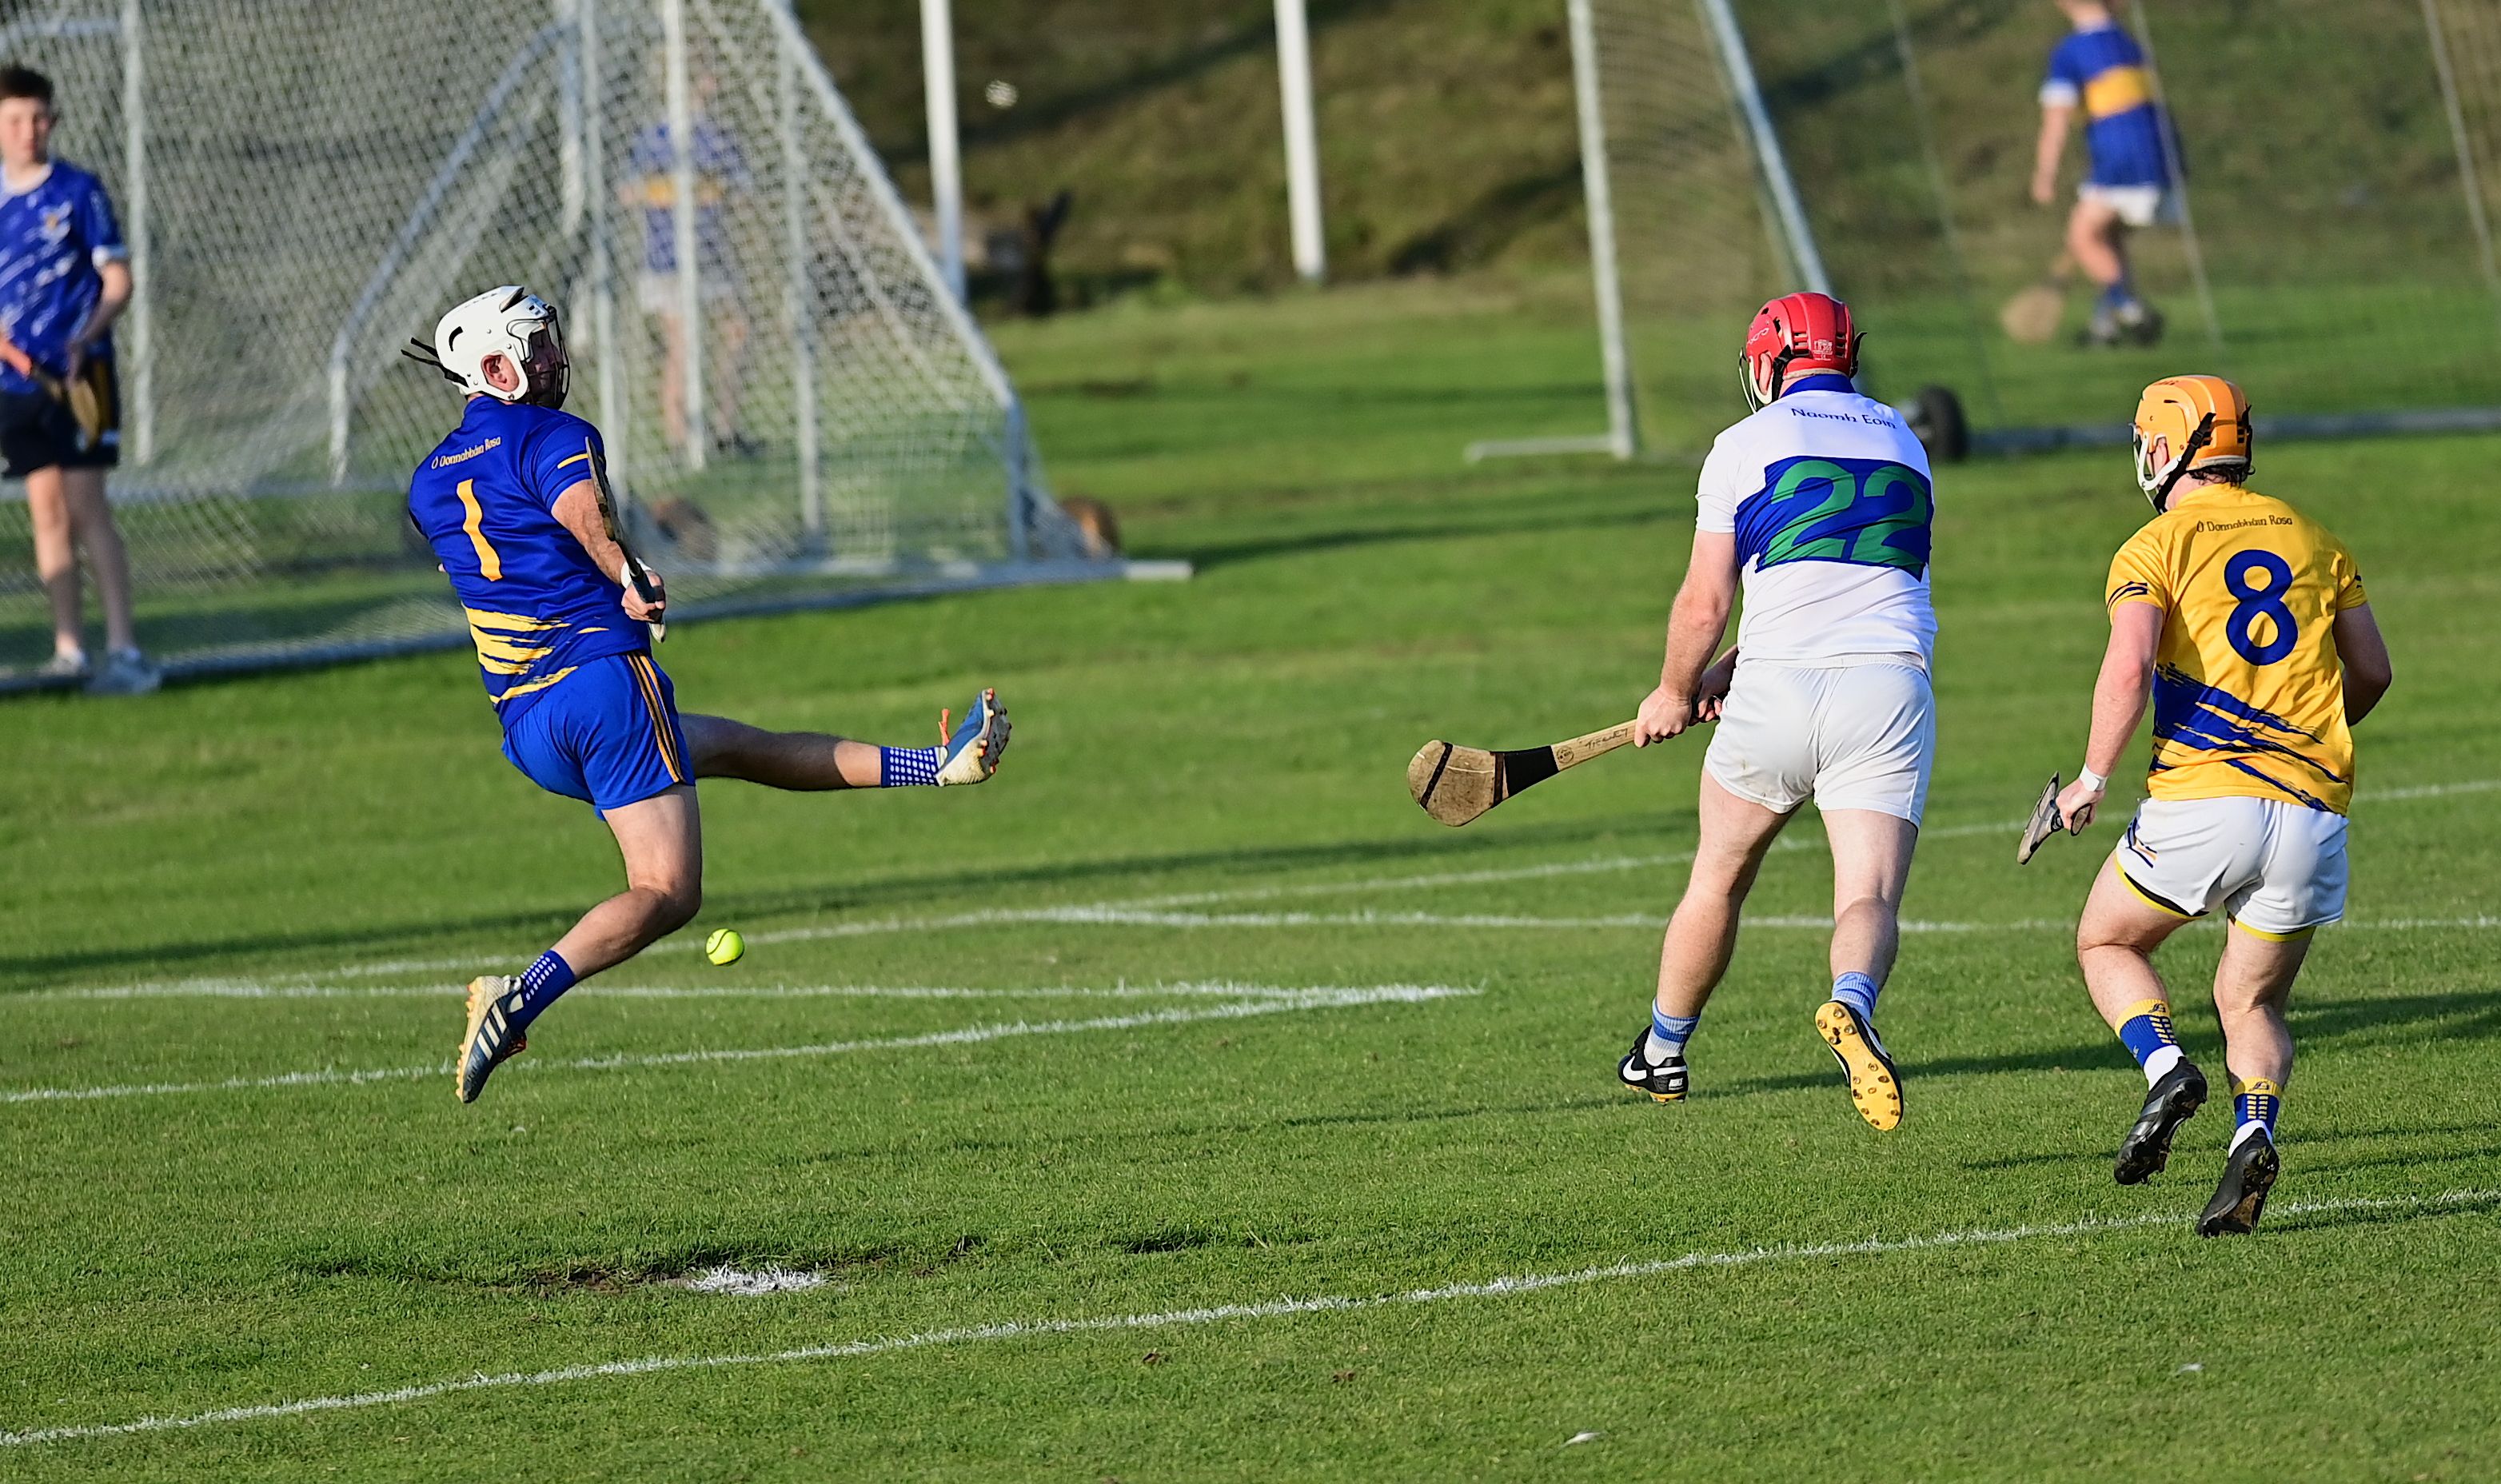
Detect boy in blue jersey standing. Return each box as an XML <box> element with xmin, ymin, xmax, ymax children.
<box><xmin>408</xmin><ymin>286</ymin><xmax>1011</xmax><ymax>1104</ymax></box>
<box><xmin>2032</xmin><ymin>1</ymin><xmax>2178</xmax><ymax>347</ymax></box>
<box><xmin>0</xmin><ymin>66</ymin><xmax>154</xmax><ymax>692</ymax></box>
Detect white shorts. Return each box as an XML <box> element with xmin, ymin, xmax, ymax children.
<box><xmin>1703</xmin><ymin>661</ymin><xmax>1935</xmax><ymax>825</ymax></box>
<box><xmin>2079</xmin><ymin>182</ymin><xmax>2182</xmax><ymax>229</ymax></box>
<box><xmin>2113</xmin><ymin>796</ymin><xmax>2349</xmax><ymax>937</ymax></box>
<box><xmin>636</xmin><ymin>272</ymin><xmax>740</xmax><ymax>315</ymax></box>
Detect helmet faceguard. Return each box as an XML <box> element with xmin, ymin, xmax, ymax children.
<box><xmin>412</xmin><ymin>285</ymin><xmax>570</xmax><ymax>409</ymax></box>
<box><xmin>2132</xmin><ymin>374</ymin><xmax>2252</xmax><ymax>511</ymax></box>
<box><xmin>1741</xmin><ymin>291</ymin><xmax>1862</xmax><ymax>411</ymax></box>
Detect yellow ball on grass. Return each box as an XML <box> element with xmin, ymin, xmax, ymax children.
<box><xmin>704</xmin><ymin>928</ymin><xmax>746</xmax><ymax>966</ymax></box>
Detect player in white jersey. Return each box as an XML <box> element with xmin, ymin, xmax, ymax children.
<box><xmin>1617</xmin><ymin>293</ymin><xmax>1937</xmax><ymax>1131</ymax></box>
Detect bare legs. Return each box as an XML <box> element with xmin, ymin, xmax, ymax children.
<box><xmin>1653</xmin><ymin>775</ymin><xmax>1793</xmax><ymax>1018</ymax></box>
<box><xmin>538</xmin><ymin>715</ymin><xmax>912</xmax><ymax>980</ymax></box>
<box><xmin>549</xmin><ymin>784</ymin><xmax>704</xmax><ymax>980</ymax></box>
<box><xmin>683</xmin><ymin>712</ymin><xmax>887</xmax><ymax>789</ymax></box>
<box><xmin>26</xmin><ymin>464</ymin><xmax>138</xmax><ymax>657</ymax></box>
<box><xmin>2065</xmin><ymin>196</ymin><xmax>2128</xmax><ymax>295</ymax></box>
<box><xmin>654</xmin><ymin>306</ymin><xmax>751</xmax><ymax>453</ymax></box>
<box><xmin>1651</xmin><ymin>784</ymin><xmax>1921</xmax><ymax>1020</ymax></box>
<box><xmin>2076</xmin><ymin>860</ymin><xmax>2304</xmax><ymax>1090</ymax></box>
<box><xmin>1823</xmin><ymin>808</ymin><xmax>1920</xmax><ymax>987</ymax></box>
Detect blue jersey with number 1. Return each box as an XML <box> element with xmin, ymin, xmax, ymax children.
<box><xmin>408</xmin><ymin>399</ymin><xmax>646</xmax><ymax>723</ymax></box>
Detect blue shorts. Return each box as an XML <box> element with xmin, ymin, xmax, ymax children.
<box><xmin>500</xmin><ymin>652</ymin><xmax>692</xmax><ymax>812</ymax></box>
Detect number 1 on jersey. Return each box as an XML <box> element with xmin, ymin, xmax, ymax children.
<box><xmin>454</xmin><ymin>477</ymin><xmax>502</xmax><ymax>580</ymax></box>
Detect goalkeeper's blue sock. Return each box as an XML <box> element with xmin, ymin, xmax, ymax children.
<box><xmin>2229</xmin><ymin>1076</ymin><xmax>2282</xmax><ymax>1151</ymax></box>
<box><xmin>1643</xmin><ymin>1006</ymin><xmax>1699</xmax><ymax>1063</ymax></box>
<box><xmin>878</xmin><ymin>746</ymin><xmax>942</xmax><ymax>787</ymax></box>
<box><xmin>1830</xmin><ymin>971</ymin><xmax>1881</xmax><ymax>1023</ymax></box>
<box><xmin>2116</xmin><ymin>997</ymin><xmax>2185</xmax><ymax>1085</ymax></box>
<box><xmin>508</xmin><ymin>949</ymin><xmax>576</xmax><ymax>1035</ymax></box>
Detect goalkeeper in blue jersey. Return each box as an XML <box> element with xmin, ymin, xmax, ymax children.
<box><xmin>407</xmin><ymin>286</ymin><xmax>1010</xmax><ymax>1104</ymax></box>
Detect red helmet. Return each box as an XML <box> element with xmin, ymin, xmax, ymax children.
<box><xmin>1741</xmin><ymin>292</ymin><xmax>1861</xmax><ymax>411</ymax></box>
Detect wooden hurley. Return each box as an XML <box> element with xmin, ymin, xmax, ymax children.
<box><xmin>1406</xmin><ymin>720</ymin><xmax>1638</xmax><ymax>828</ymax></box>
<box><xmin>1998</xmin><ymin>250</ymin><xmax>2076</xmax><ymax>346</ymax></box>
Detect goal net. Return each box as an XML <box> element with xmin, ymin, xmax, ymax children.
<box><xmin>0</xmin><ymin>0</ymin><xmax>1115</xmax><ymax>688</ymax></box>
<box><xmin>1539</xmin><ymin>0</ymin><xmax>2501</xmax><ymax>457</ymax></box>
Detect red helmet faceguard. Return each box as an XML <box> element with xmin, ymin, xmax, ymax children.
<box><xmin>1741</xmin><ymin>292</ymin><xmax>1861</xmax><ymax>411</ymax></box>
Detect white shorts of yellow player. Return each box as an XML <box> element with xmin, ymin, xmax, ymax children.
<box><xmin>2113</xmin><ymin>796</ymin><xmax>2349</xmax><ymax>937</ymax></box>
<box><xmin>2078</xmin><ymin>182</ymin><xmax>2183</xmax><ymax>229</ymax></box>
<box><xmin>1703</xmin><ymin>661</ymin><xmax>1935</xmax><ymax>825</ymax></box>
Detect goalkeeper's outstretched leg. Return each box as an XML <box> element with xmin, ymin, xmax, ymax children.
<box><xmin>454</xmin><ymin>689</ymin><xmax>1009</xmax><ymax>1103</ymax></box>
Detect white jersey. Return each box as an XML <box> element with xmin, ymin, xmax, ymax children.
<box><xmin>1694</xmin><ymin>379</ymin><xmax>1937</xmax><ymax>669</ymax></box>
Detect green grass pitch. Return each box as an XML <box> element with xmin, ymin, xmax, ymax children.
<box><xmin>4</xmin><ymin>279</ymin><xmax>2499</xmax><ymax>1479</ymax></box>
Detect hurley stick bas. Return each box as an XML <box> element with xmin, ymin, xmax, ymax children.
<box><xmin>1408</xmin><ymin>720</ymin><xmax>1641</xmax><ymax>828</ymax></box>
<box><xmin>0</xmin><ymin>335</ymin><xmax>101</xmax><ymax>451</ymax></box>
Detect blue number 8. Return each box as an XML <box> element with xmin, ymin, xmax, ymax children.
<box><xmin>2224</xmin><ymin>551</ymin><xmax>2296</xmax><ymax>664</ymax></box>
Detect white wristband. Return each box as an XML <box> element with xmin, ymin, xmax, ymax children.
<box><xmin>2077</xmin><ymin>767</ymin><xmax>2108</xmax><ymax>793</ymax></box>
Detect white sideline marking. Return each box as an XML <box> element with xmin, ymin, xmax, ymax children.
<box><xmin>0</xmin><ymin>986</ymin><xmax>1476</xmax><ymax>1107</ymax></box>
<box><xmin>31</xmin><ymin>980</ymin><xmax>1368</xmax><ymax>1004</ymax></box>
<box><xmin>2366</xmin><ymin>779</ymin><xmax>2501</xmax><ymax>801</ymax></box>
<box><xmin>6</xmin><ymin>1183</ymin><xmax>2491</xmax><ymax>1450</ymax></box>
<box><xmin>36</xmin><ymin>778</ymin><xmax>2499</xmax><ymax>1000</ymax></box>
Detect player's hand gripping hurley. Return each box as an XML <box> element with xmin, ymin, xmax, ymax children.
<box><xmin>1410</xmin><ymin>719</ymin><xmax>1660</xmax><ymax>828</ymax></box>
<box><xmin>2016</xmin><ymin>772</ymin><xmax>2090</xmax><ymax>864</ymax></box>
<box><xmin>0</xmin><ymin>333</ymin><xmax>103</xmax><ymax>451</ymax></box>
<box><xmin>582</xmin><ymin>437</ymin><xmax>666</xmax><ymax>644</ymax></box>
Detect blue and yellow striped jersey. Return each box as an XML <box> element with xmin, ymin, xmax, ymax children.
<box><xmin>2106</xmin><ymin>483</ymin><xmax>2369</xmax><ymax>814</ymax></box>
<box><xmin>408</xmin><ymin>399</ymin><xmax>646</xmax><ymax>721</ymax></box>
<box><xmin>2041</xmin><ymin>22</ymin><xmax>2172</xmax><ymax>188</ymax></box>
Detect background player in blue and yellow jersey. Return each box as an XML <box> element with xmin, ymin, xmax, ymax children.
<box><xmin>0</xmin><ymin>65</ymin><xmax>154</xmax><ymax>693</ymax></box>
<box><xmin>408</xmin><ymin>286</ymin><xmax>1011</xmax><ymax>1104</ymax></box>
<box><xmin>2031</xmin><ymin>1</ymin><xmax>2178</xmax><ymax>347</ymax></box>
<box><xmin>625</xmin><ymin>66</ymin><xmax>753</xmax><ymax>457</ymax></box>
<box><xmin>2048</xmin><ymin>376</ymin><xmax>2393</xmax><ymax>1236</ymax></box>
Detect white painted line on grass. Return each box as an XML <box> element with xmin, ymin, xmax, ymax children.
<box><xmin>0</xmin><ymin>985</ymin><xmax>1476</xmax><ymax>1107</ymax></box>
<box><xmin>2365</xmin><ymin>779</ymin><xmax>2501</xmax><ymax>801</ymax></box>
<box><xmin>30</xmin><ymin>980</ymin><xmax>1368</xmax><ymax>1004</ymax></box>
<box><xmin>36</xmin><ymin>778</ymin><xmax>2499</xmax><ymax>1001</ymax></box>
<box><xmin>7</xmin><ymin>1183</ymin><xmax>2491</xmax><ymax>1450</ymax></box>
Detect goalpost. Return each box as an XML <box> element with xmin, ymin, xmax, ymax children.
<box><xmin>1502</xmin><ymin>0</ymin><xmax>2501</xmax><ymax>462</ymax></box>
<box><xmin>1469</xmin><ymin>0</ymin><xmax>1826</xmax><ymax>462</ymax></box>
<box><xmin>0</xmin><ymin>0</ymin><xmax>1173</xmax><ymax>690</ymax></box>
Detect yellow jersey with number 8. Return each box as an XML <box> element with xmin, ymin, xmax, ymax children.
<box><xmin>2104</xmin><ymin>483</ymin><xmax>2368</xmax><ymax>815</ymax></box>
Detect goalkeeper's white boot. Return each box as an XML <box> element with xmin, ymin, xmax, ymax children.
<box><xmin>935</xmin><ymin>688</ymin><xmax>1011</xmax><ymax>785</ymax></box>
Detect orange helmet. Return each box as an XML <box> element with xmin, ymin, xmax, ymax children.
<box><xmin>2133</xmin><ymin>375</ymin><xmax>2252</xmax><ymax>509</ymax></box>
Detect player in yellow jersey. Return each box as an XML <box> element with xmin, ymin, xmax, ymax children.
<box><xmin>2050</xmin><ymin>376</ymin><xmax>2392</xmax><ymax>1236</ymax></box>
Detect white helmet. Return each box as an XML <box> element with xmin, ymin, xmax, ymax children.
<box><xmin>420</xmin><ymin>285</ymin><xmax>569</xmax><ymax>408</ymax></box>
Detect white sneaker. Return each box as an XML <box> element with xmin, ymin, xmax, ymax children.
<box><xmin>935</xmin><ymin>688</ymin><xmax>1010</xmax><ymax>785</ymax></box>
<box><xmin>86</xmin><ymin>647</ymin><xmax>162</xmax><ymax>696</ymax></box>
<box><xmin>38</xmin><ymin>650</ymin><xmax>90</xmax><ymax>681</ymax></box>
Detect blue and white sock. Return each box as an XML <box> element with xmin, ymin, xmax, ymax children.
<box><xmin>878</xmin><ymin>745</ymin><xmax>942</xmax><ymax>787</ymax></box>
<box><xmin>1644</xmin><ymin>1007</ymin><xmax>1699</xmax><ymax>1063</ymax></box>
<box><xmin>506</xmin><ymin>949</ymin><xmax>577</xmax><ymax>1035</ymax></box>
<box><xmin>1830</xmin><ymin>971</ymin><xmax>1881</xmax><ymax>1023</ymax></box>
